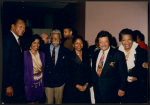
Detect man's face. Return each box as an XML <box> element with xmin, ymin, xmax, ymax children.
<box><xmin>63</xmin><ymin>28</ymin><xmax>72</xmax><ymax>38</ymax></box>
<box><xmin>51</xmin><ymin>33</ymin><xmax>61</xmax><ymax>47</ymax></box>
<box><xmin>42</xmin><ymin>33</ymin><xmax>49</xmax><ymax>44</ymax></box>
<box><xmin>12</xmin><ymin>19</ymin><xmax>25</xmax><ymax>37</ymax></box>
<box><xmin>98</xmin><ymin>37</ymin><xmax>110</xmax><ymax>51</ymax></box>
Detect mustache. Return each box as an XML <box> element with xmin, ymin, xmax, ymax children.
<box><xmin>52</xmin><ymin>41</ymin><xmax>60</xmax><ymax>44</ymax></box>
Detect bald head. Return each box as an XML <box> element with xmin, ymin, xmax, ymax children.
<box><xmin>41</xmin><ymin>33</ymin><xmax>49</xmax><ymax>44</ymax></box>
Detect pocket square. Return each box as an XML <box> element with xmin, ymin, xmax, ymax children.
<box><xmin>109</xmin><ymin>62</ymin><xmax>115</xmax><ymax>67</ymax></box>
<box><xmin>62</xmin><ymin>56</ymin><xmax>65</xmax><ymax>59</ymax></box>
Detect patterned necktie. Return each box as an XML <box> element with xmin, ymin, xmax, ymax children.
<box><xmin>52</xmin><ymin>47</ymin><xmax>55</xmax><ymax>65</ymax></box>
<box><xmin>97</xmin><ymin>51</ymin><xmax>105</xmax><ymax>76</ymax></box>
<box><xmin>18</xmin><ymin>37</ymin><xmax>20</xmax><ymax>45</ymax></box>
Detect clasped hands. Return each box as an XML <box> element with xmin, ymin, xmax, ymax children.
<box><xmin>6</xmin><ymin>86</ymin><xmax>14</xmax><ymax>97</ymax></box>
<box><xmin>76</xmin><ymin>83</ymin><xmax>88</xmax><ymax>92</ymax></box>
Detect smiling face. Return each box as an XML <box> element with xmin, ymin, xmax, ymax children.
<box><xmin>121</xmin><ymin>34</ymin><xmax>133</xmax><ymax>51</ymax></box>
<box><xmin>30</xmin><ymin>39</ymin><xmax>40</xmax><ymax>51</ymax></box>
<box><xmin>98</xmin><ymin>36</ymin><xmax>110</xmax><ymax>51</ymax></box>
<box><xmin>51</xmin><ymin>33</ymin><xmax>61</xmax><ymax>47</ymax></box>
<box><xmin>73</xmin><ymin>38</ymin><xmax>83</xmax><ymax>52</ymax></box>
<box><xmin>12</xmin><ymin>19</ymin><xmax>25</xmax><ymax>37</ymax></box>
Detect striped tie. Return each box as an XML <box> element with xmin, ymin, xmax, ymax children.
<box><xmin>52</xmin><ymin>47</ymin><xmax>55</xmax><ymax>65</ymax></box>
<box><xmin>97</xmin><ymin>51</ymin><xmax>105</xmax><ymax>76</ymax></box>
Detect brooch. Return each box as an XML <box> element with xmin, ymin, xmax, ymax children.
<box><xmin>109</xmin><ymin>62</ymin><xmax>115</xmax><ymax>67</ymax></box>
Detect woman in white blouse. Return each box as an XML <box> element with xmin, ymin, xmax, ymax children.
<box><xmin>118</xmin><ymin>28</ymin><xmax>148</xmax><ymax>103</ymax></box>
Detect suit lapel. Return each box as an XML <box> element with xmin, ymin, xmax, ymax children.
<box><xmin>55</xmin><ymin>45</ymin><xmax>62</xmax><ymax>66</ymax></box>
<box><xmin>46</xmin><ymin>44</ymin><xmax>52</xmax><ymax>59</ymax></box>
<box><xmin>10</xmin><ymin>32</ymin><xmax>22</xmax><ymax>53</ymax></box>
<box><xmin>100</xmin><ymin>47</ymin><xmax>115</xmax><ymax>75</ymax></box>
<box><xmin>93</xmin><ymin>50</ymin><xmax>100</xmax><ymax>72</ymax></box>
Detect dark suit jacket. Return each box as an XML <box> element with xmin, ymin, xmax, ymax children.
<box><xmin>63</xmin><ymin>50</ymin><xmax>91</xmax><ymax>103</ymax></box>
<box><xmin>123</xmin><ymin>46</ymin><xmax>148</xmax><ymax>103</ymax></box>
<box><xmin>91</xmin><ymin>47</ymin><xmax>128</xmax><ymax>103</ymax></box>
<box><xmin>65</xmin><ymin>50</ymin><xmax>91</xmax><ymax>87</ymax></box>
<box><xmin>43</xmin><ymin>44</ymin><xmax>71</xmax><ymax>87</ymax></box>
<box><xmin>2</xmin><ymin>31</ymin><xmax>25</xmax><ymax>102</ymax></box>
<box><xmin>127</xmin><ymin>46</ymin><xmax>148</xmax><ymax>79</ymax></box>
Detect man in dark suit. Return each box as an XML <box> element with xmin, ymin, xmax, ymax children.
<box><xmin>43</xmin><ymin>29</ymin><xmax>70</xmax><ymax>104</ymax></box>
<box><xmin>91</xmin><ymin>31</ymin><xmax>128</xmax><ymax>103</ymax></box>
<box><xmin>2</xmin><ymin>18</ymin><xmax>26</xmax><ymax>103</ymax></box>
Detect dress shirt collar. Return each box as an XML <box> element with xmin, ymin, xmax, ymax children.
<box><xmin>100</xmin><ymin>46</ymin><xmax>110</xmax><ymax>55</ymax></box>
<box><xmin>11</xmin><ymin>30</ymin><xmax>19</xmax><ymax>43</ymax></box>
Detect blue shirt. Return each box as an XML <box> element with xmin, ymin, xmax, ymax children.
<box><xmin>50</xmin><ymin>44</ymin><xmax>60</xmax><ymax>64</ymax></box>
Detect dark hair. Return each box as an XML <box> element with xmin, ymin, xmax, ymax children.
<box><xmin>111</xmin><ymin>37</ymin><xmax>118</xmax><ymax>47</ymax></box>
<box><xmin>96</xmin><ymin>30</ymin><xmax>112</xmax><ymax>45</ymax></box>
<box><xmin>72</xmin><ymin>35</ymin><xmax>84</xmax><ymax>44</ymax></box>
<box><xmin>63</xmin><ymin>26</ymin><xmax>77</xmax><ymax>36</ymax></box>
<box><xmin>26</xmin><ymin>34</ymin><xmax>43</xmax><ymax>50</ymax></box>
<box><xmin>133</xmin><ymin>30</ymin><xmax>145</xmax><ymax>41</ymax></box>
<box><xmin>119</xmin><ymin>28</ymin><xmax>133</xmax><ymax>41</ymax></box>
<box><xmin>11</xmin><ymin>17</ymin><xmax>26</xmax><ymax>25</ymax></box>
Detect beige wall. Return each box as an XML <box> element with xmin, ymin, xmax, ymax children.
<box><xmin>85</xmin><ymin>1</ymin><xmax>148</xmax><ymax>46</ymax></box>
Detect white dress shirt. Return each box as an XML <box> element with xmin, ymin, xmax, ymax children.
<box><xmin>96</xmin><ymin>47</ymin><xmax>110</xmax><ymax>72</ymax></box>
<box><xmin>50</xmin><ymin>44</ymin><xmax>60</xmax><ymax>64</ymax></box>
<box><xmin>11</xmin><ymin>30</ymin><xmax>20</xmax><ymax>45</ymax></box>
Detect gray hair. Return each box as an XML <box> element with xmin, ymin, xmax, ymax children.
<box><xmin>50</xmin><ymin>29</ymin><xmax>62</xmax><ymax>39</ymax></box>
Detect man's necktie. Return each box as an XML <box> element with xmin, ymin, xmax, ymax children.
<box><xmin>18</xmin><ymin>37</ymin><xmax>20</xmax><ymax>45</ymax></box>
<box><xmin>18</xmin><ymin>37</ymin><xmax>22</xmax><ymax>52</ymax></box>
<box><xmin>97</xmin><ymin>51</ymin><xmax>105</xmax><ymax>76</ymax></box>
<box><xmin>52</xmin><ymin>47</ymin><xmax>55</xmax><ymax>65</ymax></box>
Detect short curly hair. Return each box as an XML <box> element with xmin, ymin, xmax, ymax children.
<box><xmin>119</xmin><ymin>28</ymin><xmax>133</xmax><ymax>42</ymax></box>
<box><xmin>96</xmin><ymin>30</ymin><xmax>112</xmax><ymax>45</ymax></box>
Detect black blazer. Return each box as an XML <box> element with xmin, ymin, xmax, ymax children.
<box><xmin>43</xmin><ymin>44</ymin><xmax>71</xmax><ymax>87</ymax></box>
<box><xmin>65</xmin><ymin>50</ymin><xmax>92</xmax><ymax>87</ymax></box>
<box><xmin>63</xmin><ymin>50</ymin><xmax>91</xmax><ymax>103</ymax></box>
<box><xmin>91</xmin><ymin>47</ymin><xmax>128</xmax><ymax>102</ymax></box>
<box><xmin>127</xmin><ymin>46</ymin><xmax>148</xmax><ymax>80</ymax></box>
<box><xmin>2</xmin><ymin>31</ymin><xmax>24</xmax><ymax>96</ymax></box>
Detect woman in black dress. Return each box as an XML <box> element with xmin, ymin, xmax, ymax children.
<box><xmin>63</xmin><ymin>35</ymin><xmax>91</xmax><ymax>103</ymax></box>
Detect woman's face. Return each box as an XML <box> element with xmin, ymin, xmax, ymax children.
<box><xmin>73</xmin><ymin>38</ymin><xmax>83</xmax><ymax>52</ymax></box>
<box><xmin>30</xmin><ymin>39</ymin><xmax>40</xmax><ymax>51</ymax></box>
<box><xmin>121</xmin><ymin>34</ymin><xmax>133</xmax><ymax>51</ymax></box>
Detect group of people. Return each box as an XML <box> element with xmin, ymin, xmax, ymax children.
<box><xmin>1</xmin><ymin>18</ymin><xmax>148</xmax><ymax>104</ymax></box>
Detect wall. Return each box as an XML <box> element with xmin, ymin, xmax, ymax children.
<box><xmin>74</xmin><ymin>2</ymin><xmax>85</xmax><ymax>38</ymax></box>
<box><xmin>85</xmin><ymin>1</ymin><xmax>148</xmax><ymax>46</ymax></box>
<box><xmin>32</xmin><ymin>28</ymin><xmax>52</xmax><ymax>36</ymax></box>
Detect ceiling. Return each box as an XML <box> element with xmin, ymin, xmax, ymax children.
<box><xmin>3</xmin><ymin>0</ymin><xmax>83</xmax><ymax>9</ymax></box>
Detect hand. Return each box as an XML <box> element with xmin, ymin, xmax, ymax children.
<box><xmin>132</xmin><ymin>77</ymin><xmax>138</xmax><ymax>81</ymax></box>
<box><xmin>118</xmin><ymin>89</ymin><xmax>125</xmax><ymax>97</ymax></box>
<box><xmin>142</xmin><ymin>62</ymin><xmax>148</xmax><ymax>69</ymax></box>
<box><xmin>127</xmin><ymin>76</ymin><xmax>137</xmax><ymax>82</ymax></box>
<box><xmin>76</xmin><ymin>84</ymin><xmax>85</xmax><ymax>92</ymax></box>
<box><xmin>83</xmin><ymin>83</ymin><xmax>88</xmax><ymax>90</ymax></box>
<box><xmin>6</xmin><ymin>86</ymin><xmax>14</xmax><ymax>97</ymax></box>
